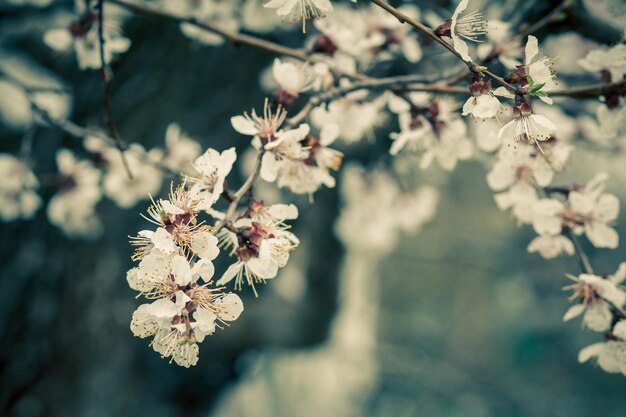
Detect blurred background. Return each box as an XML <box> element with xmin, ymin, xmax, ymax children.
<box><xmin>1</xmin><ymin>0</ymin><xmax>626</xmax><ymax>416</ymax></box>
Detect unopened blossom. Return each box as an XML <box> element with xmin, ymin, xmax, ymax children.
<box><xmin>264</xmin><ymin>0</ymin><xmax>334</xmax><ymax>32</ymax></box>
<box><xmin>563</xmin><ymin>265</ymin><xmax>626</xmax><ymax>332</ymax></box>
<box><xmin>578</xmin><ymin>320</ymin><xmax>626</xmax><ymax>376</ymax></box>
<box><xmin>188</xmin><ymin>147</ymin><xmax>237</xmax><ymax>210</ymax></box>
<box><xmin>217</xmin><ymin>213</ymin><xmax>299</xmax><ymax>296</ymax></box>
<box><xmin>43</xmin><ymin>1</ymin><xmax>130</xmax><ymax>70</ymax></box>
<box><xmin>0</xmin><ymin>154</ymin><xmax>41</xmax><ymax>221</ymax></box>
<box><xmin>435</xmin><ymin>0</ymin><xmax>487</xmax><ymax>62</ymax></box>
<box><xmin>161</xmin><ymin>123</ymin><xmax>202</xmax><ymax>175</ymax></box>
<box><xmin>487</xmin><ymin>144</ymin><xmax>554</xmax><ymax>191</ymax></box>
<box><xmin>47</xmin><ymin>149</ymin><xmax>102</xmax><ymax>238</ymax></box>
<box><xmin>578</xmin><ymin>44</ymin><xmax>626</xmax><ymax>82</ymax></box>
<box><xmin>497</xmin><ymin>103</ymin><xmax>556</xmax><ymax>146</ymax></box>
<box><xmin>531</xmin><ymin>173</ymin><xmax>620</xmax><ymax>249</ymax></box>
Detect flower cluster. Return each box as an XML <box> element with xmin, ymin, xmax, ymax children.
<box><xmin>232</xmin><ymin>100</ymin><xmax>343</xmax><ymax>195</ymax></box>
<box><xmin>127</xmin><ymin>182</ymin><xmax>245</xmax><ymax>367</ymax></box>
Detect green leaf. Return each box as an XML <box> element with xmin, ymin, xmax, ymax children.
<box><xmin>534</xmin><ymin>91</ymin><xmax>548</xmax><ymax>97</ymax></box>
<box><xmin>530</xmin><ymin>82</ymin><xmax>546</xmax><ymax>93</ymax></box>
<box><xmin>527</xmin><ymin>75</ymin><xmax>534</xmax><ymax>86</ymax></box>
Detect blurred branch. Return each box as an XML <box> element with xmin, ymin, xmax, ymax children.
<box><xmin>107</xmin><ymin>0</ymin><xmax>310</xmax><ymax>60</ymax></box>
<box><xmin>29</xmin><ymin>101</ymin><xmax>177</xmax><ymax>177</ymax></box>
<box><xmin>97</xmin><ymin>0</ymin><xmax>133</xmax><ymax>179</ymax></box>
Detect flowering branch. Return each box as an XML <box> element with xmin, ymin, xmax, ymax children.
<box><xmin>97</xmin><ymin>0</ymin><xmax>133</xmax><ymax>179</ymax></box>
<box><xmin>368</xmin><ymin>0</ymin><xmax>515</xmax><ymax>91</ymax></box>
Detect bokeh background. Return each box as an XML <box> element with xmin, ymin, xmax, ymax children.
<box><xmin>1</xmin><ymin>0</ymin><xmax>626</xmax><ymax>416</ymax></box>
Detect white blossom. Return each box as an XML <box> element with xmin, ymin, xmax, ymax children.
<box><xmin>563</xmin><ymin>266</ymin><xmax>626</xmax><ymax>332</ymax></box>
<box><xmin>188</xmin><ymin>147</ymin><xmax>237</xmax><ymax>210</ymax></box>
<box><xmin>0</xmin><ymin>154</ymin><xmax>41</xmax><ymax>221</ymax></box>
<box><xmin>265</xmin><ymin>0</ymin><xmax>334</xmax><ymax>32</ymax></box>
<box><xmin>47</xmin><ymin>149</ymin><xmax>102</xmax><ymax>238</ymax></box>
<box><xmin>578</xmin><ymin>320</ymin><xmax>626</xmax><ymax>376</ymax></box>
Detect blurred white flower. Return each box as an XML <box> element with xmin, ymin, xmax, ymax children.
<box><xmin>0</xmin><ymin>154</ymin><xmax>41</xmax><ymax>221</ymax></box>
<box><xmin>161</xmin><ymin>123</ymin><xmax>202</xmax><ymax>175</ymax></box>
<box><xmin>47</xmin><ymin>149</ymin><xmax>102</xmax><ymax>238</ymax></box>
<box><xmin>527</xmin><ymin>234</ymin><xmax>574</xmax><ymax>259</ymax></box>
<box><xmin>532</xmin><ymin>173</ymin><xmax>620</xmax><ymax>249</ymax></box>
<box><xmin>43</xmin><ymin>2</ymin><xmax>130</xmax><ymax>70</ymax></box>
<box><xmin>578</xmin><ymin>320</ymin><xmax>626</xmax><ymax>376</ymax></box>
<box><xmin>578</xmin><ymin>44</ymin><xmax>626</xmax><ymax>82</ymax></box>
<box><xmin>487</xmin><ymin>144</ymin><xmax>554</xmax><ymax>191</ymax></box>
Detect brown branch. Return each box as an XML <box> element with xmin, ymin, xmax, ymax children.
<box><xmin>107</xmin><ymin>0</ymin><xmax>309</xmax><ymax>60</ymax></box>
<box><xmin>214</xmin><ymin>150</ymin><xmax>264</xmax><ymax>233</ymax></box>
<box><xmin>29</xmin><ymin>100</ymin><xmax>177</xmax><ymax>177</ymax></box>
<box><xmin>368</xmin><ymin>0</ymin><xmax>515</xmax><ymax>91</ymax></box>
<box><xmin>97</xmin><ymin>0</ymin><xmax>133</xmax><ymax>179</ymax></box>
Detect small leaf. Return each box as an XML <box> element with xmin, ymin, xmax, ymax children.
<box><xmin>534</xmin><ymin>91</ymin><xmax>548</xmax><ymax>97</ymax></box>
<box><xmin>527</xmin><ymin>75</ymin><xmax>534</xmax><ymax>85</ymax></box>
<box><xmin>530</xmin><ymin>82</ymin><xmax>546</xmax><ymax>93</ymax></box>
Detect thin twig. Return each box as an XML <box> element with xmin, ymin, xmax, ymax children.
<box><xmin>97</xmin><ymin>0</ymin><xmax>133</xmax><ymax>178</ymax></box>
<box><xmin>214</xmin><ymin>150</ymin><xmax>264</xmax><ymax>232</ymax></box>
<box><xmin>368</xmin><ymin>0</ymin><xmax>515</xmax><ymax>91</ymax></box>
<box><xmin>28</xmin><ymin>100</ymin><xmax>177</xmax><ymax>177</ymax></box>
<box><xmin>566</xmin><ymin>229</ymin><xmax>593</xmax><ymax>274</ymax></box>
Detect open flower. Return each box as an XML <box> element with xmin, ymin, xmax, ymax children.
<box><xmin>497</xmin><ymin>103</ymin><xmax>556</xmax><ymax>147</ymax></box>
<box><xmin>435</xmin><ymin>0</ymin><xmax>487</xmax><ymax>62</ymax></box>
<box><xmin>264</xmin><ymin>0</ymin><xmax>334</xmax><ymax>32</ymax></box>
<box><xmin>563</xmin><ymin>265</ymin><xmax>626</xmax><ymax>332</ymax></box>
<box><xmin>231</xmin><ymin>99</ymin><xmax>287</xmax><ymax>142</ymax></box>
<box><xmin>189</xmin><ymin>147</ymin><xmax>237</xmax><ymax>210</ymax></box>
<box><xmin>524</xmin><ymin>35</ymin><xmax>558</xmax><ymax>104</ymax></box>
<box><xmin>531</xmin><ymin>173</ymin><xmax>620</xmax><ymax>249</ymax></box>
<box><xmin>217</xmin><ymin>212</ymin><xmax>299</xmax><ymax>296</ymax></box>
<box><xmin>578</xmin><ymin>320</ymin><xmax>626</xmax><ymax>376</ymax></box>
<box><xmin>462</xmin><ymin>79</ymin><xmax>509</xmax><ymax>119</ymax></box>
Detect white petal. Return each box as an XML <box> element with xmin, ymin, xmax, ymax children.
<box><xmin>230</xmin><ymin>115</ymin><xmax>257</xmax><ymax>135</ymax></box>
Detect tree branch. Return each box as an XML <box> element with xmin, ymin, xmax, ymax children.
<box><xmin>97</xmin><ymin>0</ymin><xmax>133</xmax><ymax>179</ymax></box>
<box><xmin>214</xmin><ymin>150</ymin><xmax>264</xmax><ymax>233</ymax></box>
